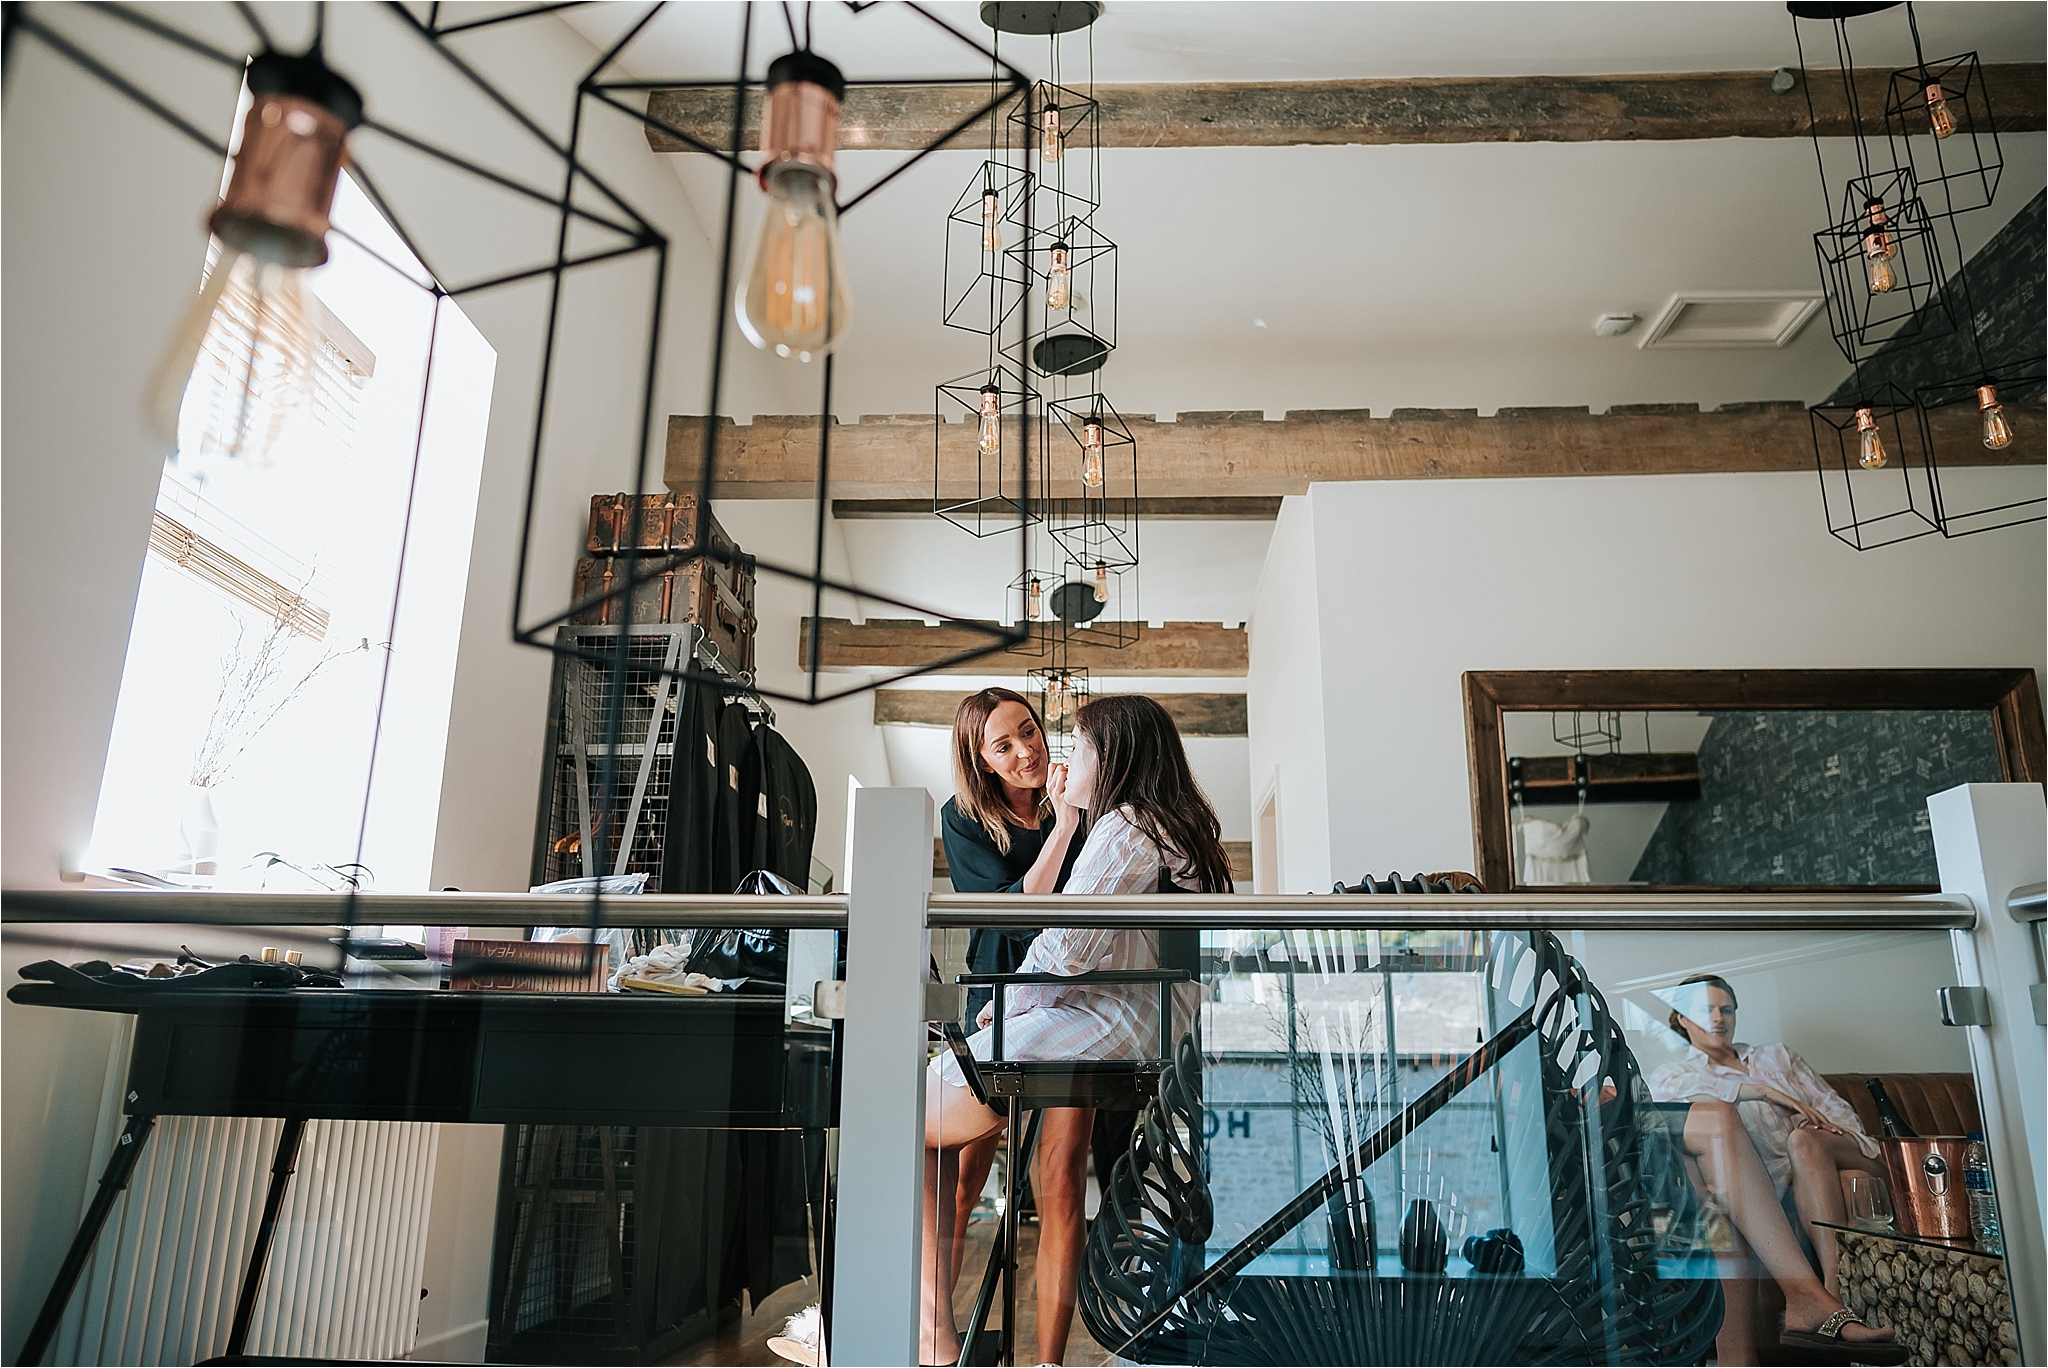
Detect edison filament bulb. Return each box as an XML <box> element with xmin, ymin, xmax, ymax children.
<box><xmin>981</xmin><ymin>190</ymin><xmax>1002</xmax><ymax>254</ymax></box>
<box><xmin>1926</xmin><ymin>83</ymin><xmax>1956</xmax><ymax>138</ymax></box>
<box><xmin>1042</xmin><ymin>106</ymin><xmax>1062</xmax><ymax>163</ymax></box>
<box><xmin>1044</xmin><ymin>674</ymin><xmax>1067</xmax><ymax>720</ymax></box>
<box><xmin>1047</xmin><ymin>242</ymin><xmax>1071</xmax><ymax>311</ymax></box>
<box><xmin>1862</xmin><ymin>201</ymin><xmax>1898</xmax><ymax>294</ymax></box>
<box><xmin>147</xmin><ymin>48</ymin><xmax>362</xmax><ymax>450</ymax></box>
<box><xmin>1081</xmin><ymin>420</ymin><xmax>1104</xmax><ymax>489</ymax></box>
<box><xmin>1979</xmin><ymin>384</ymin><xmax>2013</xmax><ymax>449</ymax></box>
<box><xmin>1855</xmin><ymin>407</ymin><xmax>1888</xmax><ymax>470</ymax></box>
<box><xmin>738</xmin><ymin>53</ymin><xmax>851</xmax><ymax>361</ymax></box>
<box><xmin>1026</xmin><ymin>577</ymin><xmax>1043</xmax><ymax>621</ymax></box>
<box><xmin>977</xmin><ymin>385</ymin><xmax>1002</xmax><ymax>456</ymax></box>
<box><xmin>1092</xmin><ymin>560</ymin><xmax>1109</xmax><ymax>603</ymax></box>
<box><xmin>1862</xmin><ymin>201</ymin><xmax>1898</xmax><ymax>258</ymax></box>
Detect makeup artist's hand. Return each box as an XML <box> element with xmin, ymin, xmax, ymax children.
<box><xmin>976</xmin><ymin>1001</ymin><xmax>995</xmax><ymax>1029</ymax></box>
<box><xmin>1046</xmin><ymin>762</ymin><xmax>1079</xmax><ymax>827</ymax></box>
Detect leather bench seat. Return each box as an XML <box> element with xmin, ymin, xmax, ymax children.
<box><xmin>1821</xmin><ymin>1071</ymin><xmax>1981</xmax><ymax>1137</ymax></box>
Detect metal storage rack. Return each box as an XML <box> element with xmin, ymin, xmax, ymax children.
<box><xmin>530</xmin><ymin>624</ymin><xmax>741</xmax><ymax>890</ymax></box>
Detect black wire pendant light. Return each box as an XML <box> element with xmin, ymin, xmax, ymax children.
<box><xmin>1881</xmin><ymin>3</ymin><xmax>2004</xmax><ymax>222</ymax></box>
<box><xmin>10</xmin><ymin>1</ymin><xmax>1044</xmax><ymax>706</ymax></box>
<box><xmin>1812</xmin><ymin>380</ymin><xmax>1943</xmax><ymax>550</ymax></box>
<box><xmin>1791</xmin><ymin>5</ymin><xmax>1955</xmax><ymax>361</ymax></box>
<box><xmin>1788</xmin><ymin>1</ymin><xmax>2038</xmax><ymax>547</ymax></box>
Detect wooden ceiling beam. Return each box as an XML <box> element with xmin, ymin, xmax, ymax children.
<box><xmin>875</xmin><ymin>689</ymin><xmax>1248</xmax><ymax>735</ymax></box>
<box><xmin>668</xmin><ymin>402</ymin><xmax>2041</xmax><ymax>501</ymax></box>
<box><xmin>832</xmin><ymin>497</ymin><xmax>1282</xmax><ymax>521</ymax></box>
<box><xmin>800</xmin><ymin>619</ymin><xmax>1247</xmax><ymax>676</ymax></box>
<box><xmin>644</xmin><ymin>66</ymin><xmax>2046</xmax><ymax>153</ymax></box>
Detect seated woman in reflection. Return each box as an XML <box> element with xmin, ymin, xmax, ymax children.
<box><xmin>1648</xmin><ymin>974</ymin><xmax>1897</xmax><ymax>1363</ymax></box>
<box><xmin>919</xmin><ymin>695</ymin><xmax>1232</xmax><ymax>1367</ymax></box>
<box><xmin>937</xmin><ymin>689</ymin><xmax>1088</xmax><ymax>1293</ymax></box>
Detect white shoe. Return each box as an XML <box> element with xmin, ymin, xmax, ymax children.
<box><xmin>767</xmin><ymin>1303</ymin><xmax>825</xmax><ymax>1366</ymax></box>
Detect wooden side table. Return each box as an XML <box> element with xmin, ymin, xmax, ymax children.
<box><xmin>1824</xmin><ymin>1222</ymin><xmax>2019</xmax><ymax>1367</ymax></box>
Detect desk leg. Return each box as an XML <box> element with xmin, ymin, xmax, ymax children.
<box><xmin>224</xmin><ymin>1117</ymin><xmax>306</xmax><ymax>1359</ymax></box>
<box><xmin>1003</xmin><ymin>1099</ymin><xmax>1019</xmax><ymax>1367</ymax></box>
<box><xmin>15</xmin><ymin>1113</ymin><xmax>157</xmax><ymax>1367</ymax></box>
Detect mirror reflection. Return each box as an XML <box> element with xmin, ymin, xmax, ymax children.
<box><xmin>1503</xmin><ymin>709</ymin><xmax>2002</xmax><ymax>888</ymax></box>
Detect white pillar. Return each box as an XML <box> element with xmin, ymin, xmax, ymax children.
<box><xmin>829</xmin><ymin>784</ymin><xmax>933</xmax><ymax>1366</ymax></box>
<box><xmin>1929</xmin><ymin>782</ymin><xmax>2045</xmax><ymax>1365</ymax></box>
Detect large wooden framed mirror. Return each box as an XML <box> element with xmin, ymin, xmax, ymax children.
<box><xmin>1464</xmin><ymin>669</ymin><xmax>2043</xmax><ymax>893</ymax></box>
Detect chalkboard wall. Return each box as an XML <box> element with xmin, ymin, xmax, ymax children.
<box><xmin>1630</xmin><ymin>710</ymin><xmax>2002</xmax><ymax>885</ymax></box>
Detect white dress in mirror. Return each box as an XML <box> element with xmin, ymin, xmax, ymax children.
<box><xmin>1519</xmin><ymin>813</ymin><xmax>1592</xmax><ymax>883</ymax></box>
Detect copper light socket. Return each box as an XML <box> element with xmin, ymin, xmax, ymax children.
<box><xmin>760</xmin><ymin>54</ymin><xmax>845</xmax><ymax>189</ymax></box>
<box><xmin>1978</xmin><ymin>384</ymin><xmax>2001</xmax><ymax>411</ymax></box>
<box><xmin>1854</xmin><ymin>407</ymin><xmax>1879</xmax><ymax>433</ymax></box>
<box><xmin>211</xmin><ymin>92</ymin><xmax>351</xmax><ymax>268</ymax></box>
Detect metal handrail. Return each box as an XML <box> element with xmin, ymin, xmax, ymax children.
<box><xmin>926</xmin><ymin>890</ymin><xmax>1976</xmax><ymax>931</ymax></box>
<box><xmin>2009</xmin><ymin>881</ymin><xmax>2046</xmax><ymax>924</ymax></box>
<box><xmin>0</xmin><ymin>887</ymin><xmax>1976</xmax><ymax>932</ymax></box>
<box><xmin>0</xmin><ymin>888</ymin><xmax>851</xmax><ymax>929</ymax></box>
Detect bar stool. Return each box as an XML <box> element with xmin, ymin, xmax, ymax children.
<box><xmin>939</xmin><ymin>967</ymin><xmax>1193</xmax><ymax>1367</ymax></box>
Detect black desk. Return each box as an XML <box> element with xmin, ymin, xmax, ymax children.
<box><xmin>8</xmin><ymin>983</ymin><xmax>830</xmax><ymax>1366</ymax></box>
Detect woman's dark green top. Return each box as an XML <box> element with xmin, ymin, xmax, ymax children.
<box><xmin>939</xmin><ymin>796</ymin><xmax>1085</xmax><ymax>1016</ymax></box>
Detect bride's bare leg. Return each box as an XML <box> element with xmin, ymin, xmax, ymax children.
<box><xmin>952</xmin><ymin>1133</ymin><xmax>1001</xmax><ymax>1285</ymax></box>
<box><xmin>1714</xmin><ymin>1227</ymin><xmax>1760</xmax><ymax>1367</ymax></box>
<box><xmin>1787</xmin><ymin>1125</ymin><xmax>1887</xmax><ymax>1295</ymax></box>
<box><xmin>921</xmin><ymin>1072</ymin><xmax>1004</xmax><ymax>1365</ymax></box>
<box><xmin>1682</xmin><ymin>1102</ymin><xmax>1894</xmax><ymax>1346</ymax></box>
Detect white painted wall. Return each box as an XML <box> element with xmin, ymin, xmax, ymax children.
<box><xmin>1</xmin><ymin>17</ymin><xmax>247</xmax><ymax>1358</ymax></box>
<box><xmin>1249</xmin><ymin>469</ymin><xmax>2046</xmax><ymax>885</ymax></box>
<box><xmin>1247</xmin><ymin>496</ymin><xmax>1333</xmax><ymax>893</ymax></box>
<box><xmin>0</xmin><ymin>9</ymin><xmax>798</xmax><ymax>1357</ymax></box>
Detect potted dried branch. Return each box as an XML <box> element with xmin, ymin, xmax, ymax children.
<box><xmin>178</xmin><ymin>605</ymin><xmax>369</xmax><ymax>880</ymax></box>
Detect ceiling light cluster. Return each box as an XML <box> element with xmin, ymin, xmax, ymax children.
<box><xmin>928</xmin><ymin>0</ymin><xmax>1136</xmax><ymax>746</ymax></box>
<box><xmin>1788</xmin><ymin>1</ymin><xmax>2040</xmax><ymax>549</ymax></box>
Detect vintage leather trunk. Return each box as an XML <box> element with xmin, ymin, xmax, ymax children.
<box><xmin>571</xmin><ymin>552</ymin><xmax>755</xmax><ymax>674</ymax></box>
<box><xmin>586</xmin><ymin>491</ymin><xmax>731</xmax><ymax>556</ymax></box>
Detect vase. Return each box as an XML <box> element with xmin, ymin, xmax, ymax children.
<box><xmin>178</xmin><ymin>784</ymin><xmax>220</xmax><ymax>880</ymax></box>
<box><xmin>1400</xmin><ymin>1197</ymin><xmax>1447</xmax><ymax>1273</ymax></box>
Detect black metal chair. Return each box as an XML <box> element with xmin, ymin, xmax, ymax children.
<box><xmin>939</xmin><ymin>966</ymin><xmax>1193</xmax><ymax>1367</ymax></box>
<box><xmin>1079</xmin><ymin>924</ymin><xmax>1725</xmax><ymax>1366</ymax></box>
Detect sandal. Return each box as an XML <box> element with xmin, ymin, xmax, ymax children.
<box><xmin>1779</xmin><ymin>1308</ymin><xmax>1908</xmax><ymax>1365</ymax></box>
<box><xmin>768</xmin><ymin>1302</ymin><xmax>826</xmax><ymax>1366</ymax></box>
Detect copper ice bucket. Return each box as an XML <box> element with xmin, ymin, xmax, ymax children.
<box><xmin>1881</xmin><ymin>1137</ymin><xmax>1972</xmax><ymax>1240</ymax></box>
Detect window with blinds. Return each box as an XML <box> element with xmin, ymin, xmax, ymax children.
<box><xmin>175</xmin><ymin>246</ymin><xmax>375</xmax><ymax>467</ymax></box>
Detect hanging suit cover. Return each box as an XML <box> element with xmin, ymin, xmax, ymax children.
<box><xmin>712</xmin><ymin>701</ymin><xmax>761</xmax><ymax>894</ymax></box>
<box><xmin>660</xmin><ymin>679</ymin><xmax>722</xmax><ymax>894</ymax></box>
<box><xmin>753</xmin><ymin>725</ymin><xmax>818</xmax><ymax>888</ymax></box>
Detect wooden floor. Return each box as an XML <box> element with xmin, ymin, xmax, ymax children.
<box><xmin>662</xmin><ymin>1213</ymin><xmax>1112</xmax><ymax>1367</ymax></box>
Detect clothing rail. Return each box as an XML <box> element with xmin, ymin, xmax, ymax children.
<box><xmin>0</xmin><ymin>888</ymin><xmax>852</xmax><ymax>928</ymax></box>
<box><xmin>927</xmin><ymin>890</ymin><xmax>1976</xmax><ymax>930</ymax></box>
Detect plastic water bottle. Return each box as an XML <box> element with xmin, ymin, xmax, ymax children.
<box><xmin>1964</xmin><ymin>1133</ymin><xmax>2003</xmax><ymax>1256</ymax></box>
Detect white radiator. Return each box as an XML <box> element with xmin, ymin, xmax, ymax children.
<box><xmin>53</xmin><ymin>1036</ymin><xmax>439</xmax><ymax>1366</ymax></box>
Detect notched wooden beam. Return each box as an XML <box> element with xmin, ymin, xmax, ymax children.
<box><xmin>644</xmin><ymin>66</ymin><xmax>2046</xmax><ymax>153</ymax></box>
<box><xmin>801</xmin><ymin>618</ymin><xmax>1248</xmax><ymax>677</ymax></box>
<box><xmin>874</xmin><ymin>688</ymin><xmax>1248</xmax><ymax>735</ymax></box>
<box><xmin>667</xmin><ymin>401</ymin><xmax>2043</xmax><ymax>500</ymax></box>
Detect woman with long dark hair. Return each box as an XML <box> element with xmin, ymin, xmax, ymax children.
<box><xmin>919</xmin><ymin>694</ymin><xmax>1231</xmax><ymax>1365</ymax></box>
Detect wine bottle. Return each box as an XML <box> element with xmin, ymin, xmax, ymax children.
<box><xmin>1865</xmin><ymin>1078</ymin><xmax>1917</xmax><ymax>1138</ymax></box>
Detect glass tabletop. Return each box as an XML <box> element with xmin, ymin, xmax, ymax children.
<box><xmin>1815</xmin><ymin>1220</ymin><xmax>1999</xmax><ymax>1257</ymax></box>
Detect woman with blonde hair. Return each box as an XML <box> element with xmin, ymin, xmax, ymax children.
<box><xmin>1649</xmin><ymin>973</ymin><xmax>1900</xmax><ymax>1364</ymax></box>
<box><xmin>920</xmin><ymin>694</ymin><xmax>1231</xmax><ymax>1365</ymax></box>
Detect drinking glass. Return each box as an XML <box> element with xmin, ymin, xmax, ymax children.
<box><xmin>1846</xmin><ymin>1171</ymin><xmax>1895</xmax><ymax>1232</ymax></box>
